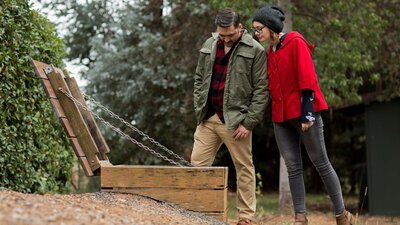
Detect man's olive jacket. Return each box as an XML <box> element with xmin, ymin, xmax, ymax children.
<box><xmin>194</xmin><ymin>32</ymin><xmax>269</xmax><ymax>130</ymax></box>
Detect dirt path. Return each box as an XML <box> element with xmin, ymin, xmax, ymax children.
<box><xmin>1</xmin><ymin>190</ymin><xmax>400</xmax><ymax>225</ymax></box>
<box><xmin>0</xmin><ymin>190</ymin><xmax>224</xmax><ymax>225</ymax></box>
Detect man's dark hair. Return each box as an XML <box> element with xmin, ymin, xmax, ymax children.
<box><xmin>215</xmin><ymin>9</ymin><xmax>241</xmax><ymax>28</ymax></box>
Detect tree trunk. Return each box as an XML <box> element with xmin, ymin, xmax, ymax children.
<box><xmin>277</xmin><ymin>0</ymin><xmax>294</xmax><ymax>216</ymax></box>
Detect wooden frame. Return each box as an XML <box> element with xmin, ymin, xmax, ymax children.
<box><xmin>30</xmin><ymin>59</ymin><xmax>228</xmax><ymax>221</ymax></box>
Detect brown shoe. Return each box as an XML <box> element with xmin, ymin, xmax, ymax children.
<box><xmin>294</xmin><ymin>213</ymin><xmax>308</xmax><ymax>225</ymax></box>
<box><xmin>336</xmin><ymin>210</ymin><xmax>354</xmax><ymax>225</ymax></box>
<box><xmin>237</xmin><ymin>218</ymin><xmax>252</xmax><ymax>225</ymax></box>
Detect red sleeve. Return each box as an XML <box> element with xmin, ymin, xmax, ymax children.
<box><xmin>293</xmin><ymin>37</ymin><xmax>318</xmax><ymax>91</ymax></box>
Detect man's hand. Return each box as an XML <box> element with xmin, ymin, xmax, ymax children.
<box><xmin>232</xmin><ymin>124</ymin><xmax>250</xmax><ymax>140</ymax></box>
<box><xmin>301</xmin><ymin>121</ymin><xmax>314</xmax><ymax>132</ymax></box>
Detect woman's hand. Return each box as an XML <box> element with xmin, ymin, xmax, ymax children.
<box><xmin>301</xmin><ymin>121</ymin><xmax>314</xmax><ymax>131</ymax></box>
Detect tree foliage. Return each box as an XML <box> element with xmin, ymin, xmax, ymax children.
<box><xmin>0</xmin><ymin>0</ymin><xmax>73</xmax><ymax>193</ymax></box>
<box><xmin>292</xmin><ymin>0</ymin><xmax>385</xmax><ymax>106</ymax></box>
<box><xmin>371</xmin><ymin>0</ymin><xmax>400</xmax><ymax>99</ymax></box>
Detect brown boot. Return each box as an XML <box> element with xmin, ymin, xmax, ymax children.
<box><xmin>237</xmin><ymin>218</ymin><xmax>252</xmax><ymax>225</ymax></box>
<box><xmin>336</xmin><ymin>210</ymin><xmax>354</xmax><ymax>225</ymax></box>
<box><xmin>294</xmin><ymin>213</ymin><xmax>308</xmax><ymax>225</ymax></box>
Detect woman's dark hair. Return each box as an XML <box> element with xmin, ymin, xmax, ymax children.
<box><xmin>215</xmin><ymin>9</ymin><xmax>241</xmax><ymax>28</ymax></box>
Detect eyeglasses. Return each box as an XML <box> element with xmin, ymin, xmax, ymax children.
<box><xmin>251</xmin><ymin>26</ymin><xmax>265</xmax><ymax>34</ymax></box>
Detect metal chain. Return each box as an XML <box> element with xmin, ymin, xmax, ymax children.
<box><xmin>58</xmin><ymin>88</ymin><xmax>188</xmax><ymax>167</ymax></box>
<box><xmin>82</xmin><ymin>93</ymin><xmax>192</xmax><ymax>167</ymax></box>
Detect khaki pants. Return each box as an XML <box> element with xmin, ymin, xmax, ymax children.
<box><xmin>191</xmin><ymin>114</ymin><xmax>256</xmax><ymax>221</ymax></box>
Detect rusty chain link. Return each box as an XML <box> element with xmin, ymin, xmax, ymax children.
<box><xmin>58</xmin><ymin>88</ymin><xmax>191</xmax><ymax>167</ymax></box>
<box><xmin>82</xmin><ymin>93</ymin><xmax>192</xmax><ymax>166</ymax></box>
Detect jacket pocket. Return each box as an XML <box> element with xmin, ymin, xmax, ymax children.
<box><xmin>228</xmin><ymin>97</ymin><xmax>250</xmax><ymax>112</ymax></box>
<box><xmin>229</xmin><ymin>51</ymin><xmax>254</xmax><ymax>99</ymax></box>
<box><xmin>234</xmin><ymin>51</ymin><xmax>254</xmax><ymax>74</ymax></box>
<box><xmin>225</xmin><ymin>97</ymin><xmax>249</xmax><ymax>127</ymax></box>
<box><xmin>196</xmin><ymin>48</ymin><xmax>212</xmax><ymax>80</ymax></box>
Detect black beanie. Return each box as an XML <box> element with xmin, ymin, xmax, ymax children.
<box><xmin>253</xmin><ymin>6</ymin><xmax>285</xmax><ymax>33</ymax></box>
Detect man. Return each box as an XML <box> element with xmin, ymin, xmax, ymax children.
<box><xmin>191</xmin><ymin>8</ymin><xmax>268</xmax><ymax>225</ymax></box>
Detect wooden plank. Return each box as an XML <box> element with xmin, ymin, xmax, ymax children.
<box><xmin>101</xmin><ymin>165</ymin><xmax>228</xmax><ymax>189</ymax></box>
<box><xmin>45</xmin><ymin>65</ymin><xmax>101</xmax><ymax>172</ymax></box>
<box><xmin>223</xmin><ymin>206</ymin><xmax>229</xmax><ymax>222</ymax></box>
<box><xmin>55</xmin><ymin>68</ymin><xmax>64</xmax><ymax>76</ymax></box>
<box><xmin>31</xmin><ymin>59</ymin><xmax>94</xmax><ymax>175</ymax></box>
<box><xmin>40</xmin><ymin>79</ymin><xmax>57</xmax><ymax>98</ymax></box>
<box><xmin>31</xmin><ymin>60</ymin><xmax>100</xmax><ymax>175</ymax></box>
<box><xmin>60</xmin><ymin>118</ymin><xmax>76</xmax><ymax>137</ymax></box>
<box><xmin>68</xmin><ymin>138</ymin><xmax>85</xmax><ymax>157</ymax></box>
<box><xmin>78</xmin><ymin>156</ymin><xmax>94</xmax><ymax>177</ymax></box>
<box><xmin>30</xmin><ymin>59</ymin><xmax>49</xmax><ymax>79</ymax></box>
<box><xmin>49</xmin><ymin>98</ymin><xmax>66</xmax><ymax>118</ymax></box>
<box><xmin>65</xmin><ymin>75</ymin><xmax>110</xmax><ymax>160</ymax></box>
<box><xmin>103</xmin><ymin>187</ymin><xmax>227</xmax><ymax>212</ymax></box>
<box><xmin>99</xmin><ymin>160</ymin><xmax>113</xmax><ymax>167</ymax></box>
<box><xmin>223</xmin><ymin>186</ymin><xmax>228</xmax><ymax>215</ymax></box>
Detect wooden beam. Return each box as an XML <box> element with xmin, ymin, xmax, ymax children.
<box><xmin>45</xmin><ymin>65</ymin><xmax>101</xmax><ymax>172</ymax></box>
<box><xmin>31</xmin><ymin>59</ymin><xmax>96</xmax><ymax>176</ymax></box>
<box><xmin>60</xmin><ymin>118</ymin><xmax>76</xmax><ymax>137</ymax></box>
<box><xmin>101</xmin><ymin>165</ymin><xmax>228</xmax><ymax>189</ymax></box>
<box><xmin>30</xmin><ymin>59</ymin><xmax>48</xmax><ymax>79</ymax></box>
<box><xmin>48</xmin><ymin>98</ymin><xmax>66</xmax><ymax>118</ymax></box>
<box><xmin>64</xmin><ymin>75</ymin><xmax>110</xmax><ymax>160</ymax></box>
<box><xmin>100</xmin><ymin>165</ymin><xmax>228</xmax><ymax>221</ymax></box>
<box><xmin>40</xmin><ymin>79</ymin><xmax>57</xmax><ymax>98</ymax></box>
<box><xmin>68</xmin><ymin>138</ymin><xmax>85</xmax><ymax>157</ymax></box>
<box><xmin>78</xmin><ymin>156</ymin><xmax>94</xmax><ymax>177</ymax></box>
<box><xmin>105</xmin><ymin>187</ymin><xmax>227</xmax><ymax>212</ymax></box>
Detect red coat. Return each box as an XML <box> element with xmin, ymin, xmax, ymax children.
<box><xmin>268</xmin><ymin>32</ymin><xmax>328</xmax><ymax>122</ymax></box>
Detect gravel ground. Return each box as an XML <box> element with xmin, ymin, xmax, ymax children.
<box><xmin>0</xmin><ymin>190</ymin><xmax>226</xmax><ymax>225</ymax></box>
<box><xmin>2</xmin><ymin>190</ymin><xmax>400</xmax><ymax>225</ymax></box>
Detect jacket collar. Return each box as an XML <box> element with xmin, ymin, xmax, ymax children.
<box><xmin>268</xmin><ymin>31</ymin><xmax>314</xmax><ymax>54</ymax></box>
<box><xmin>211</xmin><ymin>30</ymin><xmax>254</xmax><ymax>47</ymax></box>
<box><xmin>280</xmin><ymin>31</ymin><xmax>314</xmax><ymax>50</ymax></box>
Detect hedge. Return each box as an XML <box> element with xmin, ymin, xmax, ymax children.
<box><xmin>0</xmin><ymin>0</ymin><xmax>74</xmax><ymax>193</ymax></box>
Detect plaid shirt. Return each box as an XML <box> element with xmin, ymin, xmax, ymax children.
<box><xmin>205</xmin><ymin>37</ymin><xmax>240</xmax><ymax>122</ymax></box>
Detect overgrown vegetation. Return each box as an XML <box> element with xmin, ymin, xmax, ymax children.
<box><xmin>0</xmin><ymin>0</ymin><xmax>73</xmax><ymax>193</ymax></box>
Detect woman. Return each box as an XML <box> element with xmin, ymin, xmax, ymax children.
<box><xmin>252</xmin><ymin>5</ymin><xmax>354</xmax><ymax>225</ymax></box>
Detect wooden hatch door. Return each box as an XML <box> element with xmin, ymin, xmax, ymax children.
<box><xmin>30</xmin><ymin>59</ymin><xmax>228</xmax><ymax>222</ymax></box>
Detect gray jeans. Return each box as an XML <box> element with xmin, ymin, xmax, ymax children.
<box><xmin>273</xmin><ymin>114</ymin><xmax>345</xmax><ymax>215</ymax></box>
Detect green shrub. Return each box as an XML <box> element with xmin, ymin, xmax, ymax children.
<box><xmin>0</xmin><ymin>0</ymin><xmax>73</xmax><ymax>193</ymax></box>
